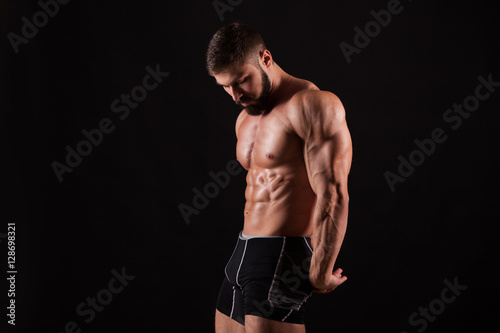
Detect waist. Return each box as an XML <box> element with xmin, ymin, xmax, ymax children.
<box><xmin>243</xmin><ymin>200</ymin><xmax>314</xmax><ymax>237</ymax></box>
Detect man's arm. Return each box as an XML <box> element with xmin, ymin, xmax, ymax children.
<box><xmin>291</xmin><ymin>90</ymin><xmax>352</xmax><ymax>293</ymax></box>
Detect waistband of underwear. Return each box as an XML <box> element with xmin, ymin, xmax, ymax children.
<box><xmin>239</xmin><ymin>230</ymin><xmax>310</xmax><ymax>240</ymax></box>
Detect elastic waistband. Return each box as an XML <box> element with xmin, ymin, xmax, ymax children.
<box><xmin>239</xmin><ymin>230</ymin><xmax>311</xmax><ymax>241</ymax></box>
<box><xmin>239</xmin><ymin>231</ymin><xmax>283</xmax><ymax>240</ymax></box>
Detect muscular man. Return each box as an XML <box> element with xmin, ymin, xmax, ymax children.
<box><xmin>206</xmin><ymin>23</ymin><xmax>352</xmax><ymax>333</ymax></box>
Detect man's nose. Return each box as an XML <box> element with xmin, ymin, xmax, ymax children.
<box><xmin>228</xmin><ymin>86</ymin><xmax>242</xmax><ymax>102</ymax></box>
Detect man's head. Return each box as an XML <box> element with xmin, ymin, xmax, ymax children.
<box><xmin>206</xmin><ymin>23</ymin><xmax>273</xmax><ymax>115</ymax></box>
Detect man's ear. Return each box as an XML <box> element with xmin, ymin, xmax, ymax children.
<box><xmin>259</xmin><ymin>49</ymin><xmax>273</xmax><ymax>68</ymax></box>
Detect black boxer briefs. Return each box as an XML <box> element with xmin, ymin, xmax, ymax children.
<box><xmin>216</xmin><ymin>231</ymin><xmax>314</xmax><ymax>325</ymax></box>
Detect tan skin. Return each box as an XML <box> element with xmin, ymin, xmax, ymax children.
<box><xmin>213</xmin><ymin>50</ymin><xmax>352</xmax><ymax>333</ymax></box>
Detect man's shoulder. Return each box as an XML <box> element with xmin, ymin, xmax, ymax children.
<box><xmin>287</xmin><ymin>86</ymin><xmax>346</xmax><ymax>139</ymax></box>
<box><xmin>288</xmin><ymin>87</ymin><xmax>344</xmax><ymax>122</ymax></box>
<box><xmin>290</xmin><ymin>88</ymin><xmax>341</xmax><ymax>109</ymax></box>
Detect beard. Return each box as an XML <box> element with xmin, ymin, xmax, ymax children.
<box><xmin>237</xmin><ymin>67</ymin><xmax>271</xmax><ymax>116</ymax></box>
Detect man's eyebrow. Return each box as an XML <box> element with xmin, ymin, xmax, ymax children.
<box><xmin>215</xmin><ymin>73</ymin><xmax>244</xmax><ymax>86</ymax></box>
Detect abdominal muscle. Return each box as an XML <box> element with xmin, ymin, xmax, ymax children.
<box><xmin>242</xmin><ymin>164</ymin><xmax>316</xmax><ymax>237</ymax></box>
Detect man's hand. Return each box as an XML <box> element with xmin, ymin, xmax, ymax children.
<box><xmin>310</xmin><ymin>268</ymin><xmax>348</xmax><ymax>294</ymax></box>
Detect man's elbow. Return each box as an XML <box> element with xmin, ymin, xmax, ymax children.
<box><xmin>336</xmin><ymin>188</ymin><xmax>349</xmax><ymax>204</ymax></box>
<box><xmin>317</xmin><ymin>184</ymin><xmax>348</xmax><ymax>201</ymax></box>
<box><xmin>332</xmin><ymin>185</ymin><xmax>349</xmax><ymax>207</ymax></box>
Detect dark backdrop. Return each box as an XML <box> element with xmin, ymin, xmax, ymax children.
<box><xmin>2</xmin><ymin>0</ymin><xmax>499</xmax><ymax>332</ymax></box>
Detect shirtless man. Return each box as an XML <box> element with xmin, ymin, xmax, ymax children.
<box><xmin>206</xmin><ymin>23</ymin><xmax>352</xmax><ymax>333</ymax></box>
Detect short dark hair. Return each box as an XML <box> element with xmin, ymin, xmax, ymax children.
<box><xmin>206</xmin><ymin>22</ymin><xmax>267</xmax><ymax>75</ymax></box>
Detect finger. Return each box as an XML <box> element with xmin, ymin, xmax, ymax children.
<box><xmin>332</xmin><ymin>273</ymin><xmax>347</xmax><ymax>286</ymax></box>
<box><xmin>337</xmin><ymin>275</ymin><xmax>348</xmax><ymax>284</ymax></box>
<box><xmin>332</xmin><ymin>268</ymin><xmax>346</xmax><ymax>281</ymax></box>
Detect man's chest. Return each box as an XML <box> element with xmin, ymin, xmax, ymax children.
<box><xmin>236</xmin><ymin>112</ymin><xmax>303</xmax><ymax>170</ymax></box>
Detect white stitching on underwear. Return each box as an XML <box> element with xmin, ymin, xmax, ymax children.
<box><xmin>295</xmin><ymin>292</ymin><xmax>312</xmax><ymax>314</ymax></box>
<box><xmin>225</xmin><ymin>239</ymin><xmax>240</xmax><ymax>283</ymax></box>
<box><xmin>267</xmin><ymin>237</ymin><xmax>287</xmax><ymax>306</ymax></box>
<box><xmin>281</xmin><ymin>308</ymin><xmax>294</xmax><ymax>322</ymax></box>
<box><xmin>235</xmin><ymin>239</ymin><xmax>248</xmax><ymax>287</ymax></box>
<box><xmin>303</xmin><ymin>237</ymin><xmax>313</xmax><ymax>253</ymax></box>
<box><xmin>230</xmin><ymin>286</ymin><xmax>236</xmax><ymax>318</ymax></box>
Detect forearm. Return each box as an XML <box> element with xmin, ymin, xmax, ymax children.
<box><xmin>309</xmin><ymin>194</ymin><xmax>349</xmax><ymax>288</ymax></box>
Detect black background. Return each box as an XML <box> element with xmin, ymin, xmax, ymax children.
<box><xmin>2</xmin><ymin>0</ymin><xmax>499</xmax><ymax>332</ymax></box>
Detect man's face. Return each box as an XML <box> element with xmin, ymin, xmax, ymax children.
<box><xmin>214</xmin><ymin>62</ymin><xmax>271</xmax><ymax>116</ymax></box>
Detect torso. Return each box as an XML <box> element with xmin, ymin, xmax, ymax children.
<box><xmin>236</xmin><ymin>78</ymin><xmax>319</xmax><ymax>236</ymax></box>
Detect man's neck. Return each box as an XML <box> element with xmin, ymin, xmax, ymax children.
<box><xmin>269</xmin><ymin>64</ymin><xmax>290</xmax><ymax>92</ymax></box>
<box><xmin>267</xmin><ymin>64</ymin><xmax>293</xmax><ymax>106</ymax></box>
